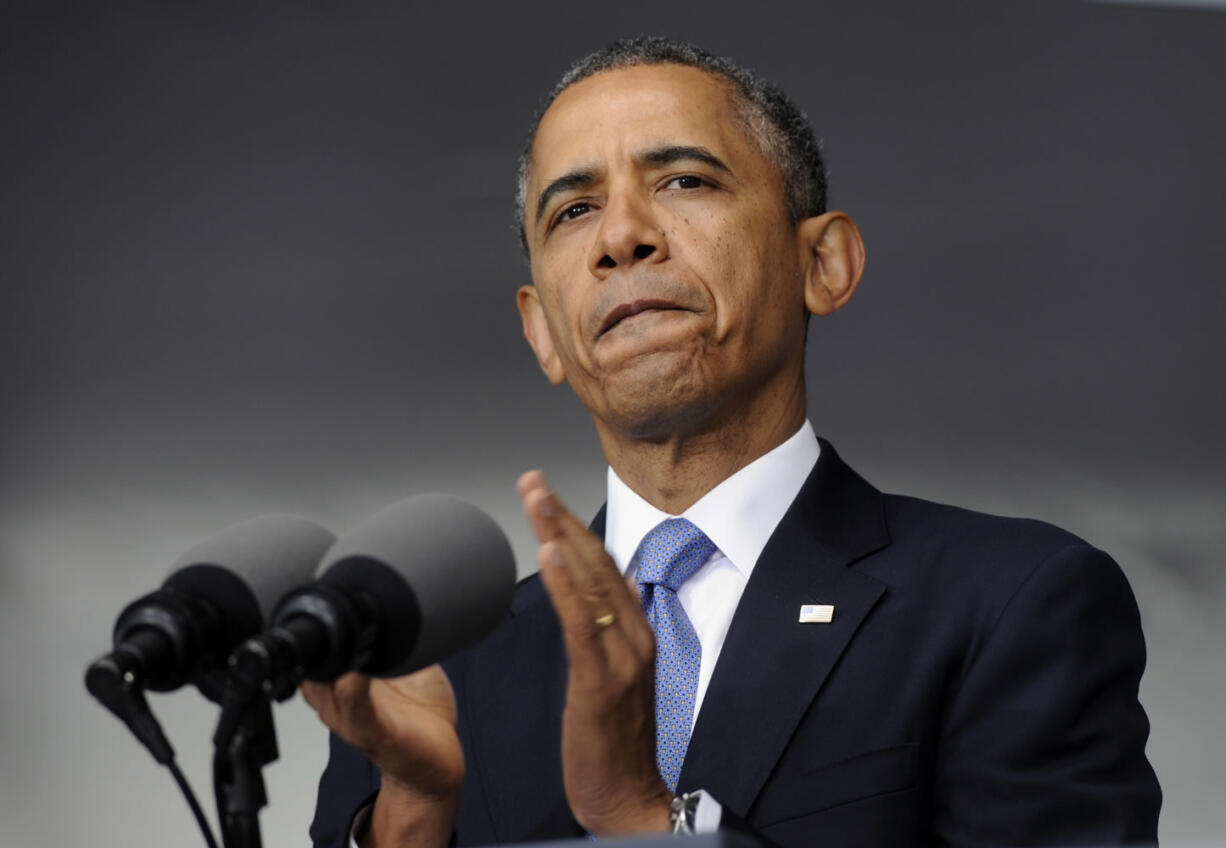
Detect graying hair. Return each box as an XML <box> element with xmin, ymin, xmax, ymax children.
<box><xmin>514</xmin><ymin>36</ymin><xmax>828</xmax><ymax>255</ymax></box>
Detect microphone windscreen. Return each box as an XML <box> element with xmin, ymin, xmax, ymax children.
<box><xmin>165</xmin><ymin>514</ymin><xmax>336</xmax><ymax>646</ymax></box>
<box><xmin>318</xmin><ymin>494</ymin><xmax>516</xmax><ymax>676</ymax></box>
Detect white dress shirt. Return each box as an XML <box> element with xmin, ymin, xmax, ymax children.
<box><xmin>604</xmin><ymin>420</ymin><xmax>821</xmax><ymax>726</ymax></box>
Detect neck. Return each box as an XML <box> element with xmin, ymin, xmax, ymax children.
<box><xmin>596</xmin><ymin>378</ymin><xmax>807</xmax><ymax>515</ymax></box>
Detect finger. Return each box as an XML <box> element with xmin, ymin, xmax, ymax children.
<box><xmin>517</xmin><ymin>472</ymin><xmax>653</xmax><ymax>664</ymax></box>
<box><xmin>516</xmin><ymin>469</ymin><xmax>548</xmax><ymax>500</ymax></box>
<box><xmin>522</xmin><ymin>481</ymin><xmax>653</xmax><ymax>658</ymax></box>
<box><xmin>546</xmin><ymin>495</ymin><xmax>646</xmax><ymax>631</ymax></box>
<box><xmin>559</xmin><ymin>508</ymin><xmax>638</xmax><ymax>602</ymax></box>
<box><xmin>301</xmin><ymin>676</ymin><xmax>353</xmax><ymax>725</ymax></box>
<box><xmin>536</xmin><ymin>494</ymin><xmax>640</xmax><ymax>626</ymax></box>
<box><xmin>537</xmin><ymin>534</ymin><xmax>616</xmax><ymax>630</ymax></box>
<box><xmin>551</xmin><ymin>493</ymin><xmax>619</xmax><ymax>565</ymax></box>
<box><xmin>519</xmin><ymin>473</ymin><xmax>608</xmax><ymax>565</ymax></box>
<box><xmin>520</xmin><ymin>482</ymin><xmax>634</xmax><ymax>635</ymax></box>
<box><xmin>299</xmin><ymin>679</ymin><xmax>331</xmax><ymax>719</ymax></box>
<box><xmin>626</xmin><ymin>577</ymin><xmax>641</xmax><ymax>601</ymax></box>
<box><xmin>538</xmin><ymin>540</ymin><xmax>618</xmax><ymax>686</ymax></box>
<box><xmin>301</xmin><ymin>674</ymin><xmax>377</xmax><ymax>745</ymax></box>
<box><xmin>521</xmin><ymin>485</ymin><xmax>564</xmax><ymax>545</ymax></box>
<box><xmin>525</xmin><ymin>486</ymin><xmax>621</xmax><ymax>591</ymax></box>
<box><xmin>519</xmin><ymin>475</ymin><xmax>602</xmax><ymax>559</ymax></box>
<box><xmin>517</xmin><ymin>471</ymin><xmax>556</xmax><ymax>540</ymax></box>
<box><xmin>538</xmin><ymin>530</ymin><xmax>657</xmax><ymax>680</ymax></box>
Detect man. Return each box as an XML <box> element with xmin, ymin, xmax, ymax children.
<box><xmin>306</xmin><ymin>37</ymin><xmax>1161</xmax><ymax>847</ymax></box>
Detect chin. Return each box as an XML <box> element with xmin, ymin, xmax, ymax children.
<box><xmin>599</xmin><ymin>369</ymin><xmax>719</xmax><ymax>443</ymax></box>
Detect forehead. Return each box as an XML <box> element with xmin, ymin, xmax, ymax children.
<box><xmin>528</xmin><ymin>63</ymin><xmax>760</xmax><ymax>189</ymax></box>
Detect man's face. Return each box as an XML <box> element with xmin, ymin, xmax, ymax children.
<box><xmin>519</xmin><ymin>63</ymin><xmax>811</xmax><ymax>440</ymax></box>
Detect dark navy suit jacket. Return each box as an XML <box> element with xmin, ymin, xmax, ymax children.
<box><xmin>309</xmin><ymin>441</ymin><xmax>1161</xmax><ymax>846</ymax></box>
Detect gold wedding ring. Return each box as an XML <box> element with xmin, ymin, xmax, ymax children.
<box><xmin>594</xmin><ymin>611</ymin><xmax>617</xmax><ymax>629</ymax></box>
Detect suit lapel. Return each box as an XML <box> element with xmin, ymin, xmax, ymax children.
<box><xmin>676</xmin><ymin>440</ymin><xmax>891</xmax><ymax>815</ymax></box>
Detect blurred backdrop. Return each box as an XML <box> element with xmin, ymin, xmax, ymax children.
<box><xmin>2</xmin><ymin>1</ymin><xmax>1223</xmax><ymax>845</ymax></box>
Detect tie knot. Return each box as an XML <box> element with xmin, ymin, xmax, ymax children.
<box><xmin>634</xmin><ymin>518</ymin><xmax>716</xmax><ymax>592</ymax></box>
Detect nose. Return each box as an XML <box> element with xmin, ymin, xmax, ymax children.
<box><xmin>587</xmin><ymin>190</ymin><xmax>668</xmax><ymax>279</ymax></box>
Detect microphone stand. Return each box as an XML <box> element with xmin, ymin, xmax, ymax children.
<box><xmin>212</xmin><ymin>645</ymin><xmax>285</xmax><ymax>848</ymax></box>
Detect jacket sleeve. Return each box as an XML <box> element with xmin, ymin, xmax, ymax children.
<box><xmin>308</xmin><ymin>731</ymin><xmax>381</xmax><ymax>848</ymax></box>
<box><xmin>933</xmin><ymin>543</ymin><xmax>1161</xmax><ymax>846</ymax></box>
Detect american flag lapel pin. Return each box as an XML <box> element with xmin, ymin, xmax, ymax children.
<box><xmin>798</xmin><ymin>604</ymin><xmax>835</xmax><ymax>624</ymax></box>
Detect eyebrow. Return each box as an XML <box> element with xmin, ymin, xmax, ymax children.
<box><xmin>640</xmin><ymin>145</ymin><xmax>733</xmax><ymax>176</ymax></box>
<box><xmin>534</xmin><ymin>168</ymin><xmax>599</xmax><ymax>226</ymax></box>
<box><xmin>533</xmin><ymin>145</ymin><xmax>734</xmax><ymax>227</ymax></box>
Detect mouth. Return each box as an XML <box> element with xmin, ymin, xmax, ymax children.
<box><xmin>597</xmin><ymin>299</ymin><xmax>692</xmax><ymax>338</ymax></box>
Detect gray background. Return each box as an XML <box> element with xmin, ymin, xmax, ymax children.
<box><xmin>2</xmin><ymin>1</ymin><xmax>1222</xmax><ymax>845</ymax></box>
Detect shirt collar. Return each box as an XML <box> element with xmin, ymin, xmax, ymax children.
<box><xmin>605</xmin><ymin>420</ymin><xmax>820</xmax><ymax>579</ymax></box>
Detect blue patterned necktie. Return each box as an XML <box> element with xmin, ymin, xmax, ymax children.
<box><xmin>635</xmin><ymin>518</ymin><xmax>716</xmax><ymax>792</ymax></box>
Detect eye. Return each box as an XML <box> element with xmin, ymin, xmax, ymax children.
<box><xmin>557</xmin><ymin>201</ymin><xmax>592</xmax><ymax>223</ymax></box>
<box><xmin>664</xmin><ymin>174</ymin><xmax>707</xmax><ymax>190</ymax></box>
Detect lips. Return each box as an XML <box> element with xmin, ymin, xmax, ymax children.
<box><xmin>597</xmin><ymin>298</ymin><xmax>690</xmax><ymax>338</ymax></box>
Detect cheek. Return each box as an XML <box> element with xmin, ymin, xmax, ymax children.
<box><xmin>727</xmin><ymin>236</ymin><xmax>802</xmax><ymax>342</ymax></box>
<box><xmin>680</xmin><ymin>209</ymin><xmax>741</xmax><ymax>287</ymax></box>
<box><xmin>705</xmin><ymin>218</ymin><xmax>776</xmax><ymax>311</ymax></box>
<box><xmin>544</xmin><ymin>298</ymin><xmax>580</xmax><ymax>358</ymax></box>
<box><xmin>539</xmin><ymin>286</ymin><xmax>598</xmax><ymax>377</ymax></box>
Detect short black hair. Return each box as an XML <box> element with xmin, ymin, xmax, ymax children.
<box><xmin>514</xmin><ymin>36</ymin><xmax>828</xmax><ymax>255</ymax></box>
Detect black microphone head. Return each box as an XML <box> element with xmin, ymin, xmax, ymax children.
<box><xmin>113</xmin><ymin>513</ymin><xmax>335</xmax><ymax>690</ymax></box>
<box><xmin>315</xmin><ymin>493</ymin><xmax>516</xmax><ymax>677</ymax></box>
<box><xmin>166</xmin><ymin>513</ymin><xmax>336</xmax><ymax>627</ymax></box>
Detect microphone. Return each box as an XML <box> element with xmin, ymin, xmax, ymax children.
<box><xmin>234</xmin><ymin>494</ymin><xmax>516</xmax><ymax>697</ymax></box>
<box><xmin>85</xmin><ymin>514</ymin><xmax>335</xmax><ymax>759</ymax></box>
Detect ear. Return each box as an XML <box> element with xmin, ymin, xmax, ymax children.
<box><xmin>517</xmin><ymin>285</ymin><xmax>566</xmax><ymax>384</ymax></box>
<box><xmin>797</xmin><ymin>211</ymin><xmax>866</xmax><ymax>317</ymax></box>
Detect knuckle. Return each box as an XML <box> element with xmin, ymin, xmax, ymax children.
<box><xmin>565</xmin><ymin>619</ymin><xmax>601</xmax><ymax>642</ymax></box>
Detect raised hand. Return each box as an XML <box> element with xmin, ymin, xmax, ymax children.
<box><xmin>518</xmin><ymin>470</ymin><xmax>673</xmax><ymax>836</ymax></box>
